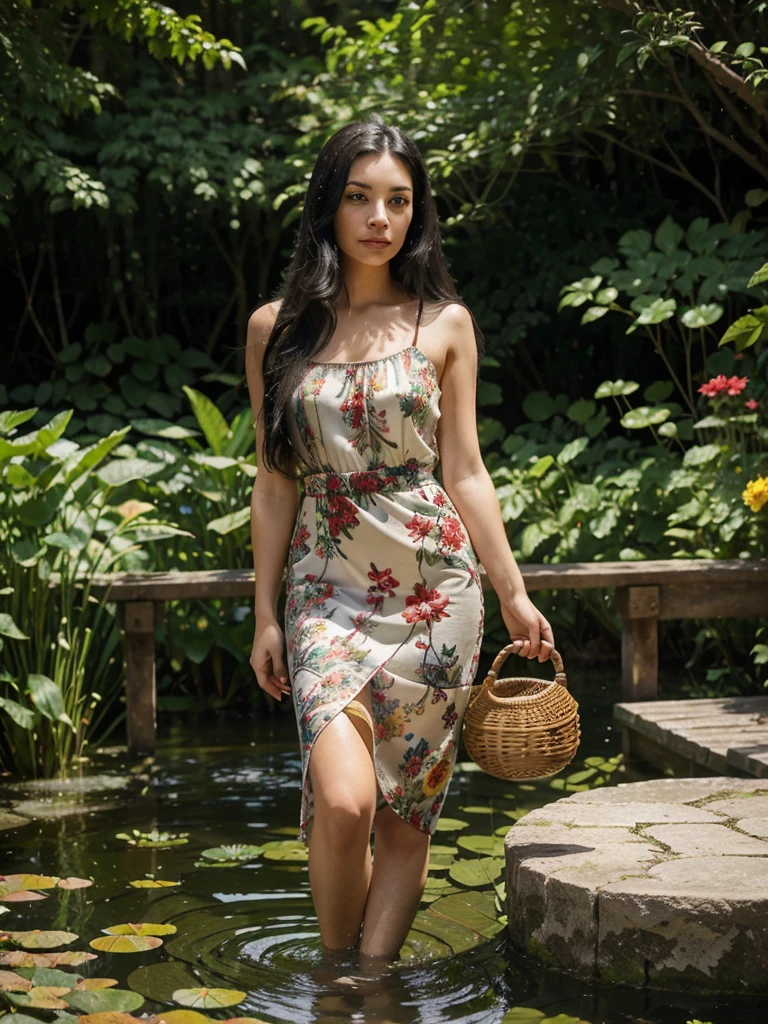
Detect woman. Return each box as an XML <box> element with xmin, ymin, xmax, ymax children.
<box><xmin>245</xmin><ymin>118</ymin><xmax>555</xmax><ymax>965</ymax></box>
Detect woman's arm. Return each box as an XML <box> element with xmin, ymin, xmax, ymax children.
<box><xmin>435</xmin><ymin>304</ymin><xmax>555</xmax><ymax>662</ymax></box>
<box><xmin>245</xmin><ymin>302</ymin><xmax>300</xmax><ymax>700</ymax></box>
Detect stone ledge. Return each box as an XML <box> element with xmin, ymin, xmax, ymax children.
<box><xmin>504</xmin><ymin>777</ymin><xmax>768</xmax><ymax>992</ymax></box>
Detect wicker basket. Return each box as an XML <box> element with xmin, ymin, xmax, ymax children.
<box><xmin>462</xmin><ymin>641</ymin><xmax>580</xmax><ymax>781</ymax></box>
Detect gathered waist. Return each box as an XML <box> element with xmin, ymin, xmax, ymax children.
<box><xmin>302</xmin><ymin>459</ymin><xmax>437</xmax><ymax>498</ymax></box>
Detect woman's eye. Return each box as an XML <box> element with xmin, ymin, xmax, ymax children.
<box><xmin>346</xmin><ymin>193</ymin><xmax>408</xmax><ymax>206</ymax></box>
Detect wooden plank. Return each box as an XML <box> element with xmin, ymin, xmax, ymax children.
<box><xmin>87</xmin><ymin>558</ymin><xmax>768</xmax><ymax>602</ymax></box>
<box><xmin>659</xmin><ymin>583</ymin><xmax>768</xmax><ymax>620</ymax></box>
<box><xmin>620</xmin><ymin>616</ymin><xmax>658</xmax><ymax>701</ymax></box>
<box><xmin>614</xmin><ymin>696</ymin><xmax>768</xmax><ymax>778</ymax></box>
<box><xmin>616</xmin><ymin>585</ymin><xmax>660</xmax><ymax>620</ymax></box>
<box><xmin>123</xmin><ymin>601</ymin><xmax>156</xmax><ymax>757</ymax></box>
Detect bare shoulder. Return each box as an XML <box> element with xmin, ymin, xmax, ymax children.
<box><xmin>425</xmin><ymin>300</ymin><xmax>476</xmax><ymax>363</ymax></box>
<box><xmin>246</xmin><ymin>298</ymin><xmax>284</xmax><ymax>353</ymax></box>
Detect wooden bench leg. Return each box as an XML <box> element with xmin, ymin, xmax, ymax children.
<box><xmin>123</xmin><ymin>601</ymin><xmax>157</xmax><ymax>756</ymax></box>
<box><xmin>616</xmin><ymin>586</ymin><xmax>659</xmax><ymax>701</ymax></box>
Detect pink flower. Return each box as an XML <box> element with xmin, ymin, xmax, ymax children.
<box><xmin>404</xmin><ymin>755</ymin><xmax>423</xmax><ymax>779</ymax></box>
<box><xmin>406</xmin><ymin>513</ymin><xmax>435</xmax><ymax>540</ymax></box>
<box><xmin>402</xmin><ymin>583</ymin><xmax>450</xmax><ymax>624</ymax></box>
<box><xmin>746</xmin><ymin>398</ymin><xmax>759</xmax><ymax>410</ymax></box>
<box><xmin>440</xmin><ymin>516</ymin><xmax>465</xmax><ymax>552</ymax></box>
<box><xmin>367</xmin><ymin>563</ymin><xmax>399</xmax><ymax>596</ymax></box>
<box><xmin>698</xmin><ymin>374</ymin><xmax>749</xmax><ymax>398</ymax></box>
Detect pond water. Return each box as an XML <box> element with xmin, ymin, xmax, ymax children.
<box><xmin>1</xmin><ymin>672</ymin><xmax>766</xmax><ymax>1024</ymax></box>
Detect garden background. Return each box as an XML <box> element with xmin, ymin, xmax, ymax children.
<box><xmin>1</xmin><ymin>0</ymin><xmax>767</xmax><ymax>777</ymax></box>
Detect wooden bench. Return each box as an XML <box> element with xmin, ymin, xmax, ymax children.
<box><xmin>88</xmin><ymin>558</ymin><xmax>768</xmax><ymax>755</ymax></box>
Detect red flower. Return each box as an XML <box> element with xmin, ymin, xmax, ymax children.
<box><xmin>698</xmin><ymin>374</ymin><xmax>749</xmax><ymax>398</ymax></box>
<box><xmin>402</xmin><ymin>583</ymin><xmax>450</xmax><ymax>624</ymax></box>
<box><xmin>406</xmin><ymin>513</ymin><xmax>434</xmax><ymax>540</ymax></box>
<box><xmin>433</xmin><ymin>492</ymin><xmax>446</xmax><ymax>507</ymax></box>
<box><xmin>367</xmin><ymin>563</ymin><xmax>399</xmax><ymax>596</ymax></box>
<box><xmin>746</xmin><ymin>398</ymin><xmax>759</xmax><ymax>410</ymax></box>
<box><xmin>440</xmin><ymin>516</ymin><xmax>465</xmax><ymax>552</ymax></box>
<box><xmin>328</xmin><ymin>495</ymin><xmax>359</xmax><ymax>537</ymax></box>
<box><xmin>404</xmin><ymin>755</ymin><xmax>423</xmax><ymax>778</ymax></box>
<box><xmin>349</xmin><ymin>471</ymin><xmax>380</xmax><ymax>493</ymax></box>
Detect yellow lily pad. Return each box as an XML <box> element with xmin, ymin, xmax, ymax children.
<box><xmin>147</xmin><ymin>1011</ymin><xmax>210</xmax><ymax>1024</ymax></box>
<box><xmin>128</xmin><ymin>880</ymin><xmax>180</xmax><ymax>889</ymax></box>
<box><xmin>9</xmin><ymin>985</ymin><xmax>71</xmax><ymax>1009</ymax></box>
<box><xmin>77</xmin><ymin>978</ymin><xmax>120</xmax><ymax>990</ymax></box>
<box><xmin>172</xmin><ymin>987</ymin><xmax>246</xmax><ymax>1009</ymax></box>
<box><xmin>80</xmin><ymin>1015</ymin><xmax>144</xmax><ymax>1024</ymax></box>
<box><xmin>0</xmin><ymin>875</ymin><xmax>60</xmax><ymax>892</ymax></box>
<box><xmin>0</xmin><ymin>950</ymin><xmax>96</xmax><ymax>967</ymax></box>
<box><xmin>104</xmin><ymin>923</ymin><xmax>177</xmax><ymax>937</ymax></box>
<box><xmin>5</xmin><ymin>930</ymin><xmax>79</xmax><ymax>949</ymax></box>
<box><xmin>89</xmin><ymin>935</ymin><xmax>163</xmax><ymax>954</ymax></box>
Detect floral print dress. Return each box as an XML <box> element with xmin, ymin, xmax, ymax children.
<box><xmin>284</xmin><ymin>299</ymin><xmax>485</xmax><ymax>846</ymax></box>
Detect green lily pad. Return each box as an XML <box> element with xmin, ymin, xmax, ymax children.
<box><xmin>427</xmin><ymin>890</ymin><xmax>505</xmax><ymax>941</ymax></box>
<box><xmin>89</xmin><ymin>935</ymin><xmax>163</xmax><ymax>954</ymax></box>
<box><xmin>0</xmin><ymin>968</ymin><xmax>32</xmax><ymax>991</ymax></box>
<box><xmin>104</xmin><ymin>923</ymin><xmax>177</xmax><ymax>937</ymax></box>
<box><xmin>221</xmin><ymin>1018</ymin><xmax>273</xmax><ymax>1024</ymax></box>
<box><xmin>434</xmin><ymin>818</ymin><xmax>469</xmax><ymax>832</ymax></box>
<box><xmin>128</xmin><ymin>880</ymin><xmax>180</xmax><ymax>888</ymax></box>
<box><xmin>260</xmin><ymin>841</ymin><xmax>308</xmax><ymax>863</ymax></box>
<box><xmin>58</xmin><ymin>877</ymin><xmax>93</xmax><ymax>890</ymax></box>
<box><xmin>456</xmin><ymin>806</ymin><xmax>494</xmax><ymax>815</ymax></box>
<box><xmin>65</xmin><ymin>988</ymin><xmax>145</xmax><ymax>1014</ymax></box>
<box><xmin>172</xmin><ymin>987</ymin><xmax>246</xmax><ymax>1009</ymax></box>
<box><xmin>0</xmin><ymin>1016</ymin><xmax>61</xmax><ymax>1024</ymax></box>
<box><xmin>0</xmin><ymin>950</ymin><xmax>96</xmax><ymax>967</ymax></box>
<box><xmin>502</xmin><ymin>1009</ymin><xmax>545</xmax><ymax>1024</ymax></box>
<box><xmin>423</xmin><ymin>876</ymin><xmax>455</xmax><ymax>891</ymax></box>
<box><xmin>16</xmin><ymin>966</ymin><xmax>80</xmax><ymax>988</ymax></box>
<box><xmin>265</xmin><ymin>825</ymin><xmax>301</xmax><ymax>837</ymax></box>
<box><xmin>456</xmin><ymin>835</ymin><xmax>505</xmax><ymax>856</ymax></box>
<box><xmin>448</xmin><ymin>857</ymin><xmax>504</xmax><ymax>888</ymax></box>
<box><xmin>426</xmin><ymin>844</ymin><xmax>457</xmax><ymax>857</ymax></box>
<box><xmin>199</xmin><ymin>845</ymin><xmax>263</xmax><ymax>864</ymax></box>
<box><xmin>115</xmin><ymin>830</ymin><xmax>189</xmax><ymax>848</ymax></box>
<box><xmin>5</xmin><ymin>930</ymin><xmax>79</xmax><ymax>949</ymax></box>
<box><xmin>426</xmin><ymin>854</ymin><xmax>453</xmax><ymax>872</ymax></box>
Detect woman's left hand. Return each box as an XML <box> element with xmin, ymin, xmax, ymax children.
<box><xmin>499</xmin><ymin>590</ymin><xmax>555</xmax><ymax>663</ymax></box>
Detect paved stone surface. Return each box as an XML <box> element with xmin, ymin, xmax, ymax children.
<box><xmin>505</xmin><ymin>778</ymin><xmax>768</xmax><ymax>993</ymax></box>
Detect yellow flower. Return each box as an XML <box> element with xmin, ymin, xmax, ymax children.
<box><xmin>742</xmin><ymin>476</ymin><xmax>768</xmax><ymax>513</ymax></box>
<box><xmin>422</xmin><ymin>758</ymin><xmax>451</xmax><ymax>796</ymax></box>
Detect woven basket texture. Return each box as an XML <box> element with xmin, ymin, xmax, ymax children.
<box><xmin>462</xmin><ymin>640</ymin><xmax>580</xmax><ymax>781</ymax></box>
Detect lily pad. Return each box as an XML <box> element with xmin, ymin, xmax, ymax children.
<box><xmin>77</xmin><ymin>978</ymin><xmax>119</xmax><ymax>990</ymax></box>
<box><xmin>5</xmin><ymin>930</ymin><xmax>79</xmax><ymax>949</ymax></box>
<box><xmin>448</xmin><ymin>857</ymin><xmax>504</xmax><ymax>888</ymax></box>
<box><xmin>456</xmin><ymin>834</ymin><xmax>505</xmax><ymax>856</ymax></box>
<box><xmin>426</xmin><ymin>844</ymin><xmax>457</xmax><ymax>857</ymax></box>
<box><xmin>0</xmin><ymin>891</ymin><xmax>48</xmax><ymax>902</ymax></box>
<box><xmin>16</xmin><ymin>966</ymin><xmax>80</xmax><ymax>988</ymax></box>
<box><xmin>199</xmin><ymin>845</ymin><xmax>263</xmax><ymax>864</ymax></box>
<box><xmin>0</xmin><ymin>874</ymin><xmax>60</xmax><ymax>893</ymax></box>
<box><xmin>0</xmin><ymin>950</ymin><xmax>96</xmax><ymax>967</ymax></box>
<box><xmin>147</xmin><ymin>1012</ymin><xmax>210</xmax><ymax>1024</ymax></box>
<box><xmin>58</xmin><ymin>877</ymin><xmax>93</xmax><ymax>890</ymax></box>
<box><xmin>115</xmin><ymin>830</ymin><xmax>189</xmax><ymax>848</ymax></box>
<box><xmin>502</xmin><ymin>1010</ymin><xmax>545</xmax><ymax>1024</ymax></box>
<box><xmin>65</xmin><ymin>988</ymin><xmax>145</xmax><ymax>1014</ymax></box>
<box><xmin>128</xmin><ymin>880</ymin><xmax>180</xmax><ymax>889</ymax></box>
<box><xmin>426</xmin><ymin>890</ymin><xmax>505</xmax><ymax>942</ymax></box>
<box><xmin>0</xmin><ymin>968</ymin><xmax>32</xmax><ymax>991</ymax></box>
<box><xmin>89</xmin><ymin>935</ymin><xmax>163</xmax><ymax>954</ymax></box>
<box><xmin>434</xmin><ymin>817</ymin><xmax>469</xmax><ymax>832</ymax></box>
<box><xmin>9</xmin><ymin>985</ymin><xmax>72</xmax><ymax>1009</ymax></box>
<box><xmin>80</xmin><ymin>1016</ymin><xmax>144</xmax><ymax>1024</ymax></box>
<box><xmin>260</xmin><ymin>841</ymin><xmax>308</xmax><ymax>863</ymax></box>
<box><xmin>104</xmin><ymin>923</ymin><xmax>177</xmax><ymax>937</ymax></box>
<box><xmin>172</xmin><ymin>988</ymin><xmax>246</xmax><ymax>1009</ymax></box>
<box><xmin>221</xmin><ymin>1019</ymin><xmax>273</xmax><ymax>1024</ymax></box>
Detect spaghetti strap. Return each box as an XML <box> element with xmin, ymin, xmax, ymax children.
<box><xmin>412</xmin><ymin>296</ymin><xmax>424</xmax><ymax>349</ymax></box>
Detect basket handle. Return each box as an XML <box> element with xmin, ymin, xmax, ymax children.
<box><xmin>482</xmin><ymin>639</ymin><xmax>568</xmax><ymax>690</ymax></box>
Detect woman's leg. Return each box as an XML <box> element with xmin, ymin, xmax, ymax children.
<box><xmin>358</xmin><ymin>804</ymin><xmax>431</xmax><ymax>958</ymax></box>
<box><xmin>308</xmin><ymin>682</ymin><xmax>377</xmax><ymax>949</ymax></box>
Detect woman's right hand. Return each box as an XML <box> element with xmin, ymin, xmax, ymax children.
<box><xmin>251</xmin><ymin>618</ymin><xmax>291</xmax><ymax>701</ymax></box>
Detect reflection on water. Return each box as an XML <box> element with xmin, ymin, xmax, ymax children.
<box><xmin>1</xmin><ymin>673</ymin><xmax>766</xmax><ymax>1024</ymax></box>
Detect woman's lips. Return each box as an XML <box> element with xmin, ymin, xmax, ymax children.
<box><xmin>360</xmin><ymin>239</ymin><xmax>391</xmax><ymax>248</ymax></box>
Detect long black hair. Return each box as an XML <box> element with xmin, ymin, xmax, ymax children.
<box><xmin>256</xmin><ymin>116</ymin><xmax>485</xmax><ymax>477</ymax></box>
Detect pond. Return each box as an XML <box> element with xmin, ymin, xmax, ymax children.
<box><xmin>1</xmin><ymin>671</ymin><xmax>766</xmax><ymax>1024</ymax></box>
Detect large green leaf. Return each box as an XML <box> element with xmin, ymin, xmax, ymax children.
<box><xmin>448</xmin><ymin>857</ymin><xmax>504</xmax><ymax>888</ymax></box>
<box><xmin>26</xmin><ymin>676</ymin><xmax>74</xmax><ymax>729</ymax></box>
<box><xmin>0</xmin><ymin>613</ymin><xmax>29</xmax><ymax>640</ymax></box>
<box><xmin>64</xmin><ymin>988</ymin><xmax>145</xmax><ymax>1014</ymax></box>
<box><xmin>182</xmin><ymin>386</ymin><xmax>231</xmax><ymax>455</ymax></box>
<box><xmin>0</xmin><ymin>697</ymin><xmax>35</xmax><ymax>729</ymax></box>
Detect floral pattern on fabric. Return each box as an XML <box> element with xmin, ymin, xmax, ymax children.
<box><xmin>284</xmin><ymin>338</ymin><xmax>484</xmax><ymax>846</ymax></box>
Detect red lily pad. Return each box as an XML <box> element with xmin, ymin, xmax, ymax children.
<box><xmin>80</xmin><ymin>1016</ymin><xmax>145</xmax><ymax>1024</ymax></box>
<box><xmin>0</xmin><ymin>950</ymin><xmax>96</xmax><ymax>967</ymax></box>
<box><xmin>0</xmin><ymin>891</ymin><xmax>48</xmax><ymax>902</ymax></box>
<box><xmin>58</xmin><ymin>877</ymin><xmax>93</xmax><ymax>890</ymax></box>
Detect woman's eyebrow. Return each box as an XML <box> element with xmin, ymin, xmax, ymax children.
<box><xmin>345</xmin><ymin>180</ymin><xmax>413</xmax><ymax>192</ymax></box>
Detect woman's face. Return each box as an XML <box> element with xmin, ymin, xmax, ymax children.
<box><xmin>333</xmin><ymin>151</ymin><xmax>414</xmax><ymax>265</ymax></box>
